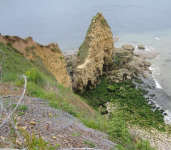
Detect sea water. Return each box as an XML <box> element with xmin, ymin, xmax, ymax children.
<box><xmin>0</xmin><ymin>0</ymin><xmax>171</xmax><ymax>122</ymax></box>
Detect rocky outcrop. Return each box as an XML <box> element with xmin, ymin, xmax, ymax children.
<box><xmin>0</xmin><ymin>34</ymin><xmax>72</xmax><ymax>89</ymax></box>
<box><xmin>73</xmin><ymin>12</ymin><xmax>114</xmax><ymax>92</ymax></box>
<box><xmin>107</xmin><ymin>44</ymin><xmax>152</xmax><ymax>83</ymax></box>
<box><xmin>138</xmin><ymin>45</ymin><xmax>145</xmax><ymax>49</ymax></box>
<box><xmin>113</xmin><ymin>45</ymin><xmax>134</xmax><ymax>70</ymax></box>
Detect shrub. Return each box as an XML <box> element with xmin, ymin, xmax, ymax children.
<box><xmin>25</xmin><ymin>46</ymin><xmax>30</xmax><ymax>52</ymax></box>
<box><xmin>6</xmin><ymin>41</ymin><xmax>12</xmax><ymax>47</ymax></box>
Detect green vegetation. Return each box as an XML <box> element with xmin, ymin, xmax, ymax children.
<box><xmin>82</xmin><ymin>76</ymin><xmax>167</xmax><ymax>131</ymax></box>
<box><xmin>77</xmin><ymin>36</ymin><xmax>92</xmax><ymax>63</ymax></box>
<box><xmin>83</xmin><ymin>140</ymin><xmax>96</xmax><ymax>147</ymax></box>
<box><xmin>6</xmin><ymin>41</ymin><xmax>12</xmax><ymax>47</ymax></box>
<box><xmin>25</xmin><ymin>46</ymin><xmax>30</xmax><ymax>52</ymax></box>
<box><xmin>31</xmin><ymin>45</ymin><xmax>36</xmax><ymax>50</ymax></box>
<box><xmin>51</xmin><ymin>47</ymin><xmax>60</xmax><ymax>52</ymax></box>
<box><xmin>18</xmin><ymin>111</ymin><xmax>25</xmax><ymax>116</ymax></box>
<box><xmin>12</xmin><ymin>104</ymin><xmax>28</xmax><ymax>111</ymax></box>
<box><xmin>19</xmin><ymin>129</ymin><xmax>60</xmax><ymax>150</ymax></box>
<box><xmin>0</xmin><ymin>41</ymin><xmax>157</xmax><ymax>149</ymax></box>
<box><xmin>60</xmin><ymin>56</ymin><xmax>63</xmax><ymax>60</ymax></box>
<box><xmin>70</xmin><ymin>132</ymin><xmax>82</xmax><ymax>137</ymax></box>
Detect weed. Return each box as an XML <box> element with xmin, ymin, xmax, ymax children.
<box><xmin>25</xmin><ymin>46</ymin><xmax>29</xmax><ymax>52</ymax></box>
<box><xmin>31</xmin><ymin>45</ymin><xmax>36</xmax><ymax>50</ymax></box>
<box><xmin>71</xmin><ymin>132</ymin><xmax>82</xmax><ymax>137</ymax></box>
<box><xmin>83</xmin><ymin>140</ymin><xmax>95</xmax><ymax>147</ymax></box>
<box><xmin>6</xmin><ymin>41</ymin><xmax>12</xmax><ymax>47</ymax></box>
<box><xmin>18</xmin><ymin>111</ymin><xmax>25</xmax><ymax>116</ymax></box>
<box><xmin>60</xmin><ymin>56</ymin><xmax>63</xmax><ymax>60</ymax></box>
<box><xmin>51</xmin><ymin>47</ymin><xmax>60</xmax><ymax>52</ymax></box>
<box><xmin>32</xmin><ymin>51</ymin><xmax>36</xmax><ymax>57</ymax></box>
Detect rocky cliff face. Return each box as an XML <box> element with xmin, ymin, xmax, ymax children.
<box><xmin>73</xmin><ymin>12</ymin><xmax>114</xmax><ymax>92</ymax></box>
<box><xmin>0</xmin><ymin>33</ymin><xmax>72</xmax><ymax>89</ymax></box>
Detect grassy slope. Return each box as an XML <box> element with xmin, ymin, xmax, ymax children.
<box><xmin>0</xmin><ymin>41</ymin><xmax>155</xmax><ymax>149</ymax></box>
<box><xmin>0</xmin><ymin>41</ymin><xmax>107</xmax><ymax>131</ymax></box>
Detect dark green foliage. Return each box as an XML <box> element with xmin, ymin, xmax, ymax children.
<box><xmin>81</xmin><ymin>77</ymin><xmax>166</xmax><ymax>131</ymax></box>
<box><xmin>82</xmin><ymin>77</ymin><xmax>108</xmax><ymax>109</ymax></box>
<box><xmin>6</xmin><ymin>41</ymin><xmax>12</xmax><ymax>47</ymax></box>
<box><xmin>108</xmin><ymin>85</ymin><xmax>116</xmax><ymax>91</ymax></box>
<box><xmin>134</xmin><ymin>78</ymin><xmax>144</xmax><ymax>84</ymax></box>
<box><xmin>60</xmin><ymin>56</ymin><xmax>63</xmax><ymax>60</ymax></box>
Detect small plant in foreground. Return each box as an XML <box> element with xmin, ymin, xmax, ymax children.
<box><xmin>71</xmin><ymin>132</ymin><xmax>82</xmax><ymax>137</ymax></box>
<box><xmin>18</xmin><ymin>111</ymin><xmax>25</xmax><ymax>116</ymax></box>
<box><xmin>12</xmin><ymin>104</ymin><xmax>28</xmax><ymax>111</ymax></box>
<box><xmin>83</xmin><ymin>140</ymin><xmax>95</xmax><ymax>147</ymax></box>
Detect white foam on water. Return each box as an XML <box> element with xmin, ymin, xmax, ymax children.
<box><xmin>155</xmin><ymin>37</ymin><xmax>160</xmax><ymax>40</ymax></box>
<box><xmin>149</xmin><ymin>66</ymin><xmax>162</xmax><ymax>89</ymax></box>
<box><xmin>149</xmin><ymin>99</ymin><xmax>171</xmax><ymax>125</ymax></box>
<box><xmin>164</xmin><ymin>110</ymin><xmax>171</xmax><ymax>125</ymax></box>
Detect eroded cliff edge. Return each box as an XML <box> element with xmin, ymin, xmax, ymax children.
<box><xmin>0</xmin><ymin>34</ymin><xmax>72</xmax><ymax>89</ymax></box>
<box><xmin>73</xmin><ymin>12</ymin><xmax>114</xmax><ymax>92</ymax></box>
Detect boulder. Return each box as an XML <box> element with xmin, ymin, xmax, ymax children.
<box><xmin>127</xmin><ymin>76</ymin><xmax>131</xmax><ymax>80</ymax></box>
<box><xmin>144</xmin><ymin>61</ymin><xmax>151</xmax><ymax>67</ymax></box>
<box><xmin>122</xmin><ymin>44</ymin><xmax>134</xmax><ymax>51</ymax></box>
<box><xmin>143</xmin><ymin>73</ymin><xmax>148</xmax><ymax>78</ymax></box>
<box><xmin>138</xmin><ymin>45</ymin><xmax>145</xmax><ymax>49</ymax></box>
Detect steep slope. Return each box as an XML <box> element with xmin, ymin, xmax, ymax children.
<box><xmin>73</xmin><ymin>12</ymin><xmax>114</xmax><ymax>92</ymax></box>
<box><xmin>0</xmin><ymin>33</ymin><xmax>71</xmax><ymax>89</ymax></box>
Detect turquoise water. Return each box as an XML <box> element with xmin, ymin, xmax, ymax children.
<box><xmin>0</xmin><ymin>1</ymin><xmax>171</xmax><ymax>117</ymax></box>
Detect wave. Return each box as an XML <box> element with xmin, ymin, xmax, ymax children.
<box><xmin>149</xmin><ymin>66</ymin><xmax>162</xmax><ymax>89</ymax></box>
<box><xmin>155</xmin><ymin>37</ymin><xmax>160</xmax><ymax>40</ymax></box>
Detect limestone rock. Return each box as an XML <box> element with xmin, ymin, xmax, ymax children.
<box><xmin>0</xmin><ymin>34</ymin><xmax>72</xmax><ymax>89</ymax></box>
<box><xmin>144</xmin><ymin>61</ymin><xmax>151</xmax><ymax>67</ymax></box>
<box><xmin>113</xmin><ymin>46</ymin><xmax>134</xmax><ymax>70</ymax></box>
<box><xmin>127</xmin><ymin>76</ymin><xmax>131</xmax><ymax>80</ymax></box>
<box><xmin>122</xmin><ymin>44</ymin><xmax>134</xmax><ymax>51</ymax></box>
<box><xmin>73</xmin><ymin>12</ymin><xmax>114</xmax><ymax>92</ymax></box>
<box><xmin>143</xmin><ymin>73</ymin><xmax>148</xmax><ymax>78</ymax></box>
<box><xmin>138</xmin><ymin>45</ymin><xmax>145</xmax><ymax>49</ymax></box>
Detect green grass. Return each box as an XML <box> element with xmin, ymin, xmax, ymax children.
<box><xmin>51</xmin><ymin>47</ymin><xmax>60</xmax><ymax>52</ymax></box>
<box><xmin>0</xmin><ymin>41</ymin><xmax>156</xmax><ymax>149</ymax></box>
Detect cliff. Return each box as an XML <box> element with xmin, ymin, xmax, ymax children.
<box><xmin>0</xmin><ymin>33</ymin><xmax>72</xmax><ymax>89</ymax></box>
<box><xmin>73</xmin><ymin>12</ymin><xmax>114</xmax><ymax>92</ymax></box>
